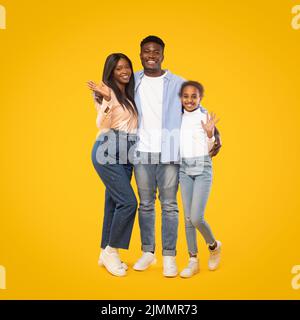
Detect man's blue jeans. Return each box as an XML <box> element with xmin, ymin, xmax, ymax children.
<box><xmin>134</xmin><ymin>154</ymin><xmax>179</xmax><ymax>256</ymax></box>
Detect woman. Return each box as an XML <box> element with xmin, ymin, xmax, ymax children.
<box><xmin>88</xmin><ymin>53</ymin><xmax>138</xmax><ymax>277</ymax></box>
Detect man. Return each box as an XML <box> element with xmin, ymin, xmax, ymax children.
<box><xmin>133</xmin><ymin>35</ymin><xmax>221</xmax><ymax>277</ymax></box>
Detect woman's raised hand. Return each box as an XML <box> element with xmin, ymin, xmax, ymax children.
<box><xmin>87</xmin><ymin>81</ymin><xmax>111</xmax><ymax>101</ymax></box>
<box><xmin>201</xmin><ymin>112</ymin><xmax>220</xmax><ymax>138</ymax></box>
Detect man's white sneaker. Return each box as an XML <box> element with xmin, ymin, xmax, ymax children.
<box><xmin>163</xmin><ymin>256</ymin><xmax>178</xmax><ymax>277</ymax></box>
<box><xmin>208</xmin><ymin>240</ymin><xmax>222</xmax><ymax>271</ymax></box>
<box><xmin>99</xmin><ymin>249</ymin><xmax>126</xmax><ymax>277</ymax></box>
<box><xmin>180</xmin><ymin>257</ymin><xmax>199</xmax><ymax>278</ymax></box>
<box><xmin>133</xmin><ymin>252</ymin><xmax>157</xmax><ymax>271</ymax></box>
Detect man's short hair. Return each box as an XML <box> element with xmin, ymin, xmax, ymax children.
<box><xmin>140</xmin><ymin>35</ymin><xmax>165</xmax><ymax>50</ymax></box>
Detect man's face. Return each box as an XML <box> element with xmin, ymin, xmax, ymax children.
<box><xmin>140</xmin><ymin>42</ymin><xmax>164</xmax><ymax>72</ymax></box>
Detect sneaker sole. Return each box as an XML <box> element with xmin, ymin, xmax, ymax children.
<box><xmin>163</xmin><ymin>272</ymin><xmax>178</xmax><ymax>278</ymax></box>
<box><xmin>180</xmin><ymin>269</ymin><xmax>199</xmax><ymax>278</ymax></box>
<box><xmin>208</xmin><ymin>264</ymin><xmax>220</xmax><ymax>271</ymax></box>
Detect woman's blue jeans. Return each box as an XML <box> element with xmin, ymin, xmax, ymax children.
<box><xmin>91</xmin><ymin>130</ymin><xmax>137</xmax><ymax>249</ymax></box>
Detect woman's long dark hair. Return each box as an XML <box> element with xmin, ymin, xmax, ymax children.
<box><xmin>97</xmin><ymin>53</ymin><xmax>137</xmax><ymax>115</ymax></box>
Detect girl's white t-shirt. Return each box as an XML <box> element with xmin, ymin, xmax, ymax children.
<box><xmin>180</xmin><ymin>107</ymin><xmax>215</xmax><ymax>158</ymax></box>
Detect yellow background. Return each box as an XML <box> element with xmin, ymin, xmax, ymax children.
<box><xmin>1</xmin><ymin>0</ymin><xmax>300</xmax><ymax>299</ymax></box>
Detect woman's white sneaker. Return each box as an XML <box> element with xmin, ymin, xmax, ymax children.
<box><xmin>208</xmin><ymin>240</ymin><xmax>222</xmax><ymax>271</ymax></box>
<box><xmin>99</xmin><ymin>248</ymin><xmax>126</xmax><ymax>277</ymax></box>
<box><xmin>163</xmin><ymin>256</ymin><xmax>178</xmax><ymax>277</ymax></box>
<box><xmin>98</xmin><ymin>255</ymin><xmax>128</xmax><ymax>270</ymax></box>
<box><xmin>133</xmin><ymin>252</ymin><xmax>157</xmax><ymax>271</ymax></box>
<box><xmin>180</xmin><ymin>257</ymin><xmax>199</xmax><ymax>278</ymax></box>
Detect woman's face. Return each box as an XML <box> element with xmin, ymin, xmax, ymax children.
<box><xmin>113</xmin><ymin>58</ymin><xmax>132</xmax><ymax>86</ymax></box>
<box><xmin>181</xmin><ymin>85</ymin><xmax>202</xmax><ymax>112</ymax></box>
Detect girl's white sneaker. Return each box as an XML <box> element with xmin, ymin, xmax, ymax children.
<box><xmin>208</xmin><ymin>240</ymin><xmax>222</xmax><ymax>271</ymax></box>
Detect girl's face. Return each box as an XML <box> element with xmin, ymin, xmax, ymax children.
<box><xmin>113</xmin><ymin>58</ymin><xmax>132</xmax><ymax>86</ymax></box>
<box><xmin>181</xmin><ymin>85</ymin><xmax>202</xmax><ymax>112</ymax></box>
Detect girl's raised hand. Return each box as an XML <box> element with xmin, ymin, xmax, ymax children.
<box><xmin>87</xmin><ymin>81</ymin><xmax>111</xmax><ymax>101</ymax></box>
<box><xmin>201</xmin><ymin>112</ymin><xmax>220</xmax><ymax>138</ymax></box>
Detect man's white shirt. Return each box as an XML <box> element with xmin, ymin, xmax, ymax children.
<box><xmin>137</xmin><ymin>71</ymin><xmax>168</xmax><ymax>152</ymax></box>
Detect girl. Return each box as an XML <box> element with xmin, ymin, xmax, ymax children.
<box><xmin>179</xmin><ymin>81</ymin><xmax>221</xmax><ymax>278</ymax></box>
<box><xmin>88</xmin><ymin>53</ymin><xmax>138</xmax><ymax>277</ymax></box>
